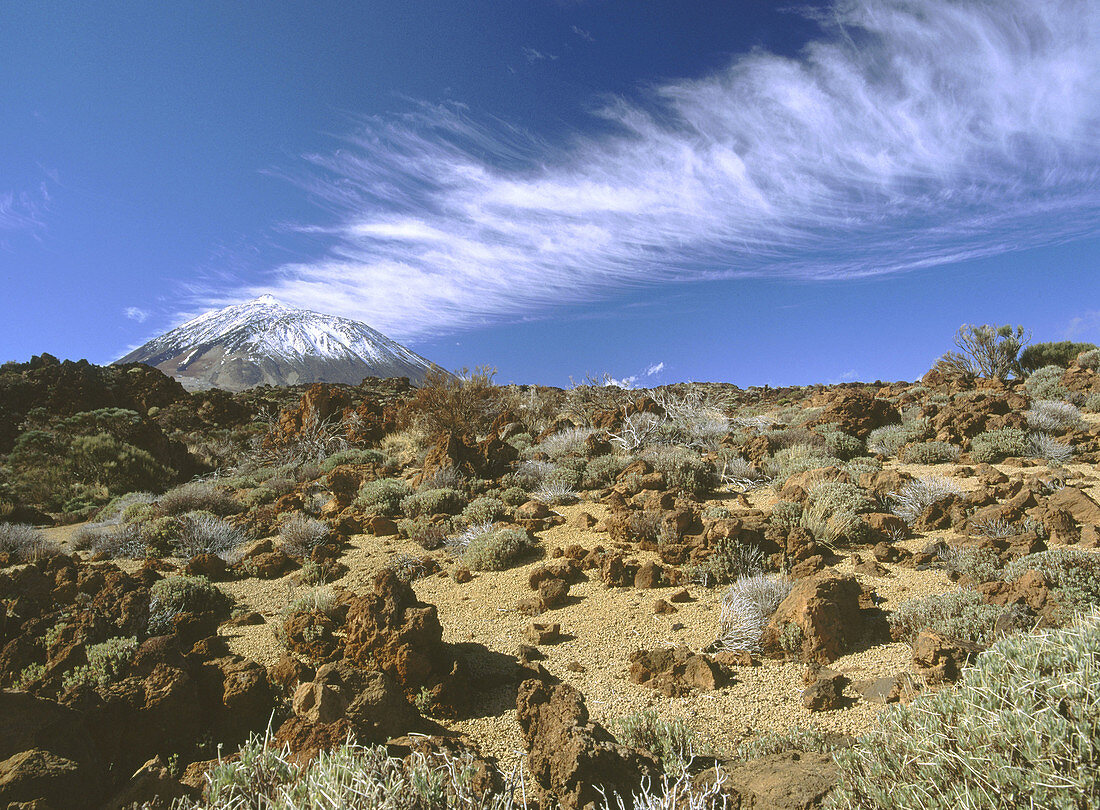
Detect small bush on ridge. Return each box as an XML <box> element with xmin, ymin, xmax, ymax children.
<box><xmin>173</xmin><ymin>511</ymin><xmax>245</xmax><ymax>560</ymax></box>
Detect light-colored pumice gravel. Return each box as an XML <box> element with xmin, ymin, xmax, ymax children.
<box><xmin>214</xmin><ymin>498</ymin><xmax>968</xmax><ymax>774</ymax></box>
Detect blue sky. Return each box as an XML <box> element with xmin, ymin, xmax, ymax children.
<box><xmin>2</xmin><ymin>0</ymin><xmax>1099</xmax><ymax>387</ymax></box>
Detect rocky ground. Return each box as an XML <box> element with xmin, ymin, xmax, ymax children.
<box><xmin>3</xmin><ymin>355</ymin><xmax>1100</xmax><ymax>807</ymax></box>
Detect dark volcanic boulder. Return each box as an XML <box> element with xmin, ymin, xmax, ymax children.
<box><xmin>516</xmin><ymin>679</ymin><xmax>659</xmax><ymax>810</ymax></box>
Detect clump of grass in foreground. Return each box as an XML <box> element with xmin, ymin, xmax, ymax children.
<box><xmin>614</xmin><ymin>710</ymin><xmax>700</xmax><ymax>779</ymax></box>
<box><xmin>185</xmin><ymin>735</ymin><xmax>520</xmax><ymax>810</ymax></box>
<box><xmin>827</xmin><ymin>614</ymin><xmax>1100</xmax><ymax>809</ymax></box>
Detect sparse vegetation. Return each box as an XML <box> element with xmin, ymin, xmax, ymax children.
<box><xmin>277</xmin><ymin>512</ymin><xmax>332</xmax><ymax>556</ymax></box>
<box><xmin>7</xmin><ymin>350</ymin><xmax>1100</xmax><ymax>809</ymax></box>
<box><xmin>614</xmin><ymin>710</ymin><xmax>700</xmax><ymax>778</ymax></box>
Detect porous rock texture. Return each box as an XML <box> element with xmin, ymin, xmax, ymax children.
<box><xmin>516</xmin><ymin>678</ymin><xmax>659</xmax><ymax>810</ymax></box>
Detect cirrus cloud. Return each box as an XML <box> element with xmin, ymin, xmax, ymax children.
<box><xmin>220</xmin><ymin>0</ymin><xmax>1100</xmax><ymax>340</ymax></box>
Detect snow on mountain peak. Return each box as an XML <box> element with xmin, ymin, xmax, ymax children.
<box><xmin>119</xmin><ymin>295</ymin><xmax>435</xmax><ymax>378</ymax></box>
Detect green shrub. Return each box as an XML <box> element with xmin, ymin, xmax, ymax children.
<box><xmin>970</xmin><ymin>428</ymin><xmax>1030</xmax><ymax>463</ymax></box>
<box><xmin>770</xmin><ymin>500</ymin><xmax>803</xmax><ymax>530</ymax></box>
<box><xmin>614</xmin><ymin>710</ymin><xmax>699</xmax><ymax>779</ymax></box>
<box><xmin>462</xmin><ymin>527</ymin><xmax>540</xmax><ymax>571</ymax></box>
<box><xmin>1076</xmin><ymin>348</ymin><xmax>1100</xmax><ymax>371</ymax></box>
<box><xmin>767</xmin><ymin>445</ymin><xmax>844</xmax><ymax>487</ymax></box>
<box><xmin>1083</xmin><ymin>393</ymin><xmax>1100</xmax><ymax>413</ymax></box>
<box><xmin>460</xmin><ymin>495</ymin><xmax>507</xmax><ymax>525</ymax></box>
<box><xmin>867</xmin><ymin>421</ymin><xmax>930</xmax><ymax>456</ymax></box>
<box><xmin>828</xmin><ymin>616</ymin><xmax>1100</xmax><ymax>809</ymax></box>
<box><xmin>800</xmin><ymin>482</ymin><xmax>877</xmax><ymax>545</ymax></box>
<box><xmin>1023</xmin><ymin>365</ymin><xmax>1069</xmax><ymax>401</ymax></box>
<box><xmin>888</xmin><ymin>589</ymin><xmax>1001</xmax><ymax>645</ymax></box>
<box><xmin>64</xmin><ymin>636</ymin><xmax>139</xmax><ymax>690</ymax></box>
<box><xmin>899</xmin><ymin>441</ymin><xmax>961</xmax><ymax>464</ymax></box>
<box><xmin>496</xmin><ymin>487</ymin><xmax>525</xmax><ymax>507</ymax></box>
<box><xmin>201</xmin><ymin>737</ymin><xmax>514</xmax><ymax>810</ymax></box>
<box><xmin>687</xmin><ymin>537</ymin><xmax>765</xmax><ymax>587</ymax></box>
<box><xmin>397</xmin><ymin>516</ymin><xmax>451</xmax><ymax>550</ymax></box>
<box><xmin>737</xmin><ymin>728</ymin><xmax>843</xmax><ymax>761</ymax></box>
<box><xmin>355</xmin><ymin>478</ymin><xmax>412</xmax><ymax>517</ymax></box>
<box><xmin>67</xmin><ymin>433</ymin><xmax>170</xmax><ymax>494</ymax></box>
<box><xmin>806</xmin><ymin>482</ymin><xmax>877</xmax><ymax>516</ymax></box>
<box><xmin>147</xmin><ymin>575</ymin><xmax>231</xmax><ymax>635</ymax></box>
<box><xmin>1003</xmin><ymin>549</ymin><xmax>1100</xmax><ymax>617</ymax></box>
<box><xmin>1018</xmin><ymin>340</ymin><xmax>1097</xmax><ymax>374</ymax></box>
<box><xmin>506</xmin><ymin>431</ymin><xmax>533</xmax><ymax>454</ymax></box>
<box><xmin>814</xmin><ymin>425</ymin><xmax>864</xmax><ymax>461</ymax></box>
<box><xmin>582</xmin><ymin>454</ymin><xmax>628</xmax><ymax>488</ymax></box>
<box><xmin>320</xmin><ymin>448</ymin><xmax>386</xmax><ymax>472</ymax></box>
<box><xmin>702</xmin><ymin>505</ymin><xmax>733</xmax><ymax>521</ymax></box>
<box><xmin>400</xmin><ymin>487</ymin><xmax>466</xmax><ymax>517</ymax></box>
<box><xmin>541</xmin><ymin>465</ymin><xmax>583</xmax><ymax>492</ymax></box>
<box><xmin>942</xmin><ymin>546</ymin><xmax>1004</xmax><ymax>583</ymax></box>
<box><xmin>644</xmin><ymin>446</ymin><xmax>717</xmax><ymax>498</ymax></box>
<box><xmin>842</xmin><ymin>456</ymin><xmax>883</xmax><ymax>479</ymax></box>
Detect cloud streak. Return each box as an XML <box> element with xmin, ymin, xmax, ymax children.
<box><xmin>232</xmin><ymin>0</ymin><xmax>1100</xmax><ymax>339</ymax></box>
<box><xmin>0</xmin><ymin>183</ymin><xmax>50</xmax><ymax>239</ymax></box>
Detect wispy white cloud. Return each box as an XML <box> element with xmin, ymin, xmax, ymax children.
<box><xmin>125</xmin><ymin>307</ymin><xmax>149</xmax><ymax>323</ymax></box>
<box><xmin>219</xmin><ymin>0</ymin><xmax>1099</xmax><ymax>340</ymax></box>
<box><xmin>523</xmin><ymin>47</ymin><xmax>558</xmax><ymax>63</ymax></box>
<box><xmin>827</xmin><ymin>369</ymin><xmax>860</xmax><ymax>384</ymax></box>
<box><xmin>607</xmin><ymin>360</ymin><xmax>666</xmax><ymax>389</ymax></box>
<box><xmin>571</xmin><ymin>26</ymin><xmax>594</xmax><ymax>43</ymax></box>
<box><xmin>0</xmin><ymin>183</ymin><xmax>50</xmax><ymax>239</ymax></box>
<box><xmin>1066</xmin><ymin>312</ymin><xmax>1100</xmax><ymax>341</ymax></box>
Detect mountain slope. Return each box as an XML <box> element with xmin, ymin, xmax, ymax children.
<box><xmin>117</xmin><ymin>295</ymin><xmax>438</xmax><ymax>391</ymax></box>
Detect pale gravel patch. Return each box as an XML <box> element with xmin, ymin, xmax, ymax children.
<box><xmin>189</xmin><ymin>488</ymin><xmax>985</xmax><ymax>775</ymax></box>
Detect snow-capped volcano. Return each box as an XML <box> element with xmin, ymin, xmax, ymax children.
<box><xmin>117</xmin><ymin>295</ymin><xmax>439</xmax><ymax>391</ymax></box>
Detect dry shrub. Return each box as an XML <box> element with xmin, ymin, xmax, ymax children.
<box><xmin>406</xmin><ymin>366</ymin><xmax>501</xmax><ymax>439</ymax></box>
